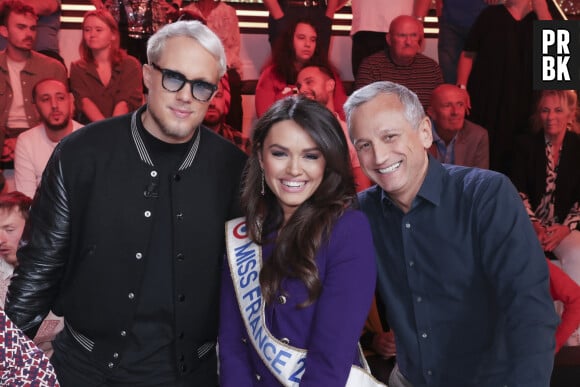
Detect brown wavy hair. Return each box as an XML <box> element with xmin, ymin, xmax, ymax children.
<box><xmin>268</xmin><ymin>17</ymin><xmax>325</xmax><ymax>86</ymax></box>
<box><xmin>79</xmin><ymin>9</ymin><xmax>126</xmax><ymax>66</ymax></box>
<box><xmin>241</xmin><ymin>95</ymin><xmax>357</xmax><ymax>307</ymax></box>
<box><xmin>0</xmin><ymin>0</ymin><xmax>36</xmax><ymax>26</ymax></box>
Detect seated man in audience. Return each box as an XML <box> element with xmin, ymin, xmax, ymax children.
<box><xmin>202</xmin><ymin>76</ymin><xmax>250</xmax><ymax>155</ymax></box>
<box><xmin>297</xmin><ymin>63</ymin><xmax>371</xmax><ymax>192</ymax></box>
<box><xmin>354</xmin><ymin>15</ymin><xmax>443</xmax><ymax>110</ymax></box>
<box><xmin>0</xmin><ymin>0</ymin><xmax>67</xmax><ymax>191</ymax></box>
<box><xmin>15</xmin><ymin>78</ymin><xmax>82</xmax><ymax>198</ymax></box>
<box><xmin>427</xmin><ymin>84</ymin><xmax>488</xmax><ymax>169</ymax></box>
<box><xmin>0</xmin><ymin>190</ymin><xmax>63</xmax><ymax>356</ymax></box>
<box><xmin>0</xmin><ymin>190</ymin><xmax>30</xmax><ymax>307</ymax></box>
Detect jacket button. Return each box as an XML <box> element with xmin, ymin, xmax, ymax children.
<box><xmin>176</xmin><ymin>212</ymin><xmax>183</xmax><ymax>220</ymax></box>
<box><xmin>173</xmin><ymin>173</ymin><xmax>181</xmax><ymax>181</ymax></box>
<box><xmin>128</xmin><ymin>292</ymin><xmax>135</xmax><ymax>299</ymax></box>
<box><xmin>150</xmin><ymin>170</ymin><xmax>157</xmax><ymax>177</ymax></box>
<box><xmin>277</xmin><ymin>295</ymin><xmax>286</xmax><ymax>304</ymax></box>
<box><xmin>241</xmin><ymin>337</ymin><xmax>247</xmax><ymax>344</ymax></box>
<box><xmin>255</xmin><ymin>374</ymin><xmax>261</xmax><ymax>381</ymax></box>
<box><xmin>144</xmin><ymin>210</ymin><xmax>151</xmax><ymax>218</ymax></box>
<box><xmin>135</xmin><ymin>252</ymin><xmax>142</xmax><ymax>260</ymax></box>
<box><xmin>177</xmin><ymin>294</ymin><xmax>185</xmax><ymax>302</ymax></box>
<box><xmin>280</xmin><ymin>337</ymin><xmax>290</xmax><ymax>344</ymax></box>
<box><xmin>113</xmin><ymin>352</ymin><xmax>119</xmax><ymax>359</ymax></box>
<box><xmin>176</xmin><ymin>253</ymin><xmax>184</xmax><ymax>261</ymax></box>
<box><xmin>108</xmin><ymin>362</ymin><xmax>114</xmax><ymax>368</ymax></box>
<box><xmin>120</xmin><ymin>330</ymin><xmax>127</xmax><ymax>337</ymax></box>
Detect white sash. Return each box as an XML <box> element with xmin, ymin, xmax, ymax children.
<box><xmin>225</xmin><ymin>217</ymin><xmax>386</xmax><ymax>387</ymax></box>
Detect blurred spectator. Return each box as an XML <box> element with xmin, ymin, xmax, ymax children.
<box><xmin>0</xmin><ymin>190</ymin><xmax>30</xmax><ymax>307</ymax></box>
<box><xmin>90</xmin><ymin>0</ymin><xmax>173</xmax><ymax>64</ymax></box>
<box><xmin>15</xmin><ymin>78</ymin><xmax>82</xmax><ymax>198</ymax></box>
<box><xmin>182</xmin><ymin>0</ymin><xmax>243</xmax><ymax>131</ymax></box>
<box><xmin>203</xmin><ymin>75</ymin><xmax>250</xmax><ymax>155</ymax></box>
<box><xmin>354</xmin><ymin>15</ymin><xmax>443</xmax><ymax>110</ymax></box>
<box><xmin>0</xmin><ymin>0</ymin><xmax>62</xmax><ymax>60</ymax></box>
<box><xmin>296</xmin><ymin>63</ymin><xmax>371</xmax><ymax>191</ymax></box>
<box><xmin>70</xmin><ymin>9</ymin><xmax>143</xmax><ymax>124</ymax></box>
<box><xmin>263</xmin><ymin>0</ymin><xmax>346</xmax><ymax>56</ymax></box>
<box><xmin>255</xmin><ymin>17</ymin><xmax>347</xmax><ymax>118</ymax></box>
<box><xmin>456</xmin><ymin>0</ymin><xmax>552</xmax><ymax>174</ymax></box>
<box><xmin>427</xmin><ymin>84</ymin><xmax>489</xmax><ymax>168</ymax></box>
<box><xmin>0</xmin><ymin>190</ymin><xmax>63</xmax><ymax>357</ymax></box>
<box><xmin>511</xmin><ymin>90</ymin><xmax>580</xmax><ymax>285</ymax></box>
<box><xmin>0</xmin><ymin>0</ymin><xmax>67</xmax><ymax>192</ymax></box>
<box><xmin>350</xmin><ymin>0</ymin><xmax>412</xmax><ymax>79</ymax></box>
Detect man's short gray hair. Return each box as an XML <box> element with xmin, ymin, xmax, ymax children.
<box><xmin>147</xmin><ymin>20</ymin><xmax>226</xmax><ymax>78</ymax></box>
<box><xmin>344</xmin><ymin>81</ymin><xmax>426</xmax><ymax>133</ymax></box>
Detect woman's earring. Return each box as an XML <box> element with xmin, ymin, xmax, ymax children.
<box><xmin>261</xmin><ymin>170</ymin><xmax>265</xmax><ymax>196</ymax></box>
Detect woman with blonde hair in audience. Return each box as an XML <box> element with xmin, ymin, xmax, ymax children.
<box><xmin>70</xmin><ymin>9</ymin><xmax>143</xmax><ymax>124</ymax></box>
<box><xmin>255</xmin><ymin>17</ymin><xmax>347</xmax><ymax>119</ymax></box>
<box><xmin>511</xmin><ymin>90</ymin><xmax>580</xmax><ymax>293</ymax></box>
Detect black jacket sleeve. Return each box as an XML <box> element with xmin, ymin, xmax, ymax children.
<box><xmin>6</xmin><ymin>144</ymin><xmax>71</xmax><ymax>338</ymax></box>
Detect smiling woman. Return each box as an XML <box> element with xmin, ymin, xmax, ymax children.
<box><xmin>219</xmin><ymin>95</ymin><xmax>380</xmax><ymax>386</ymax></box>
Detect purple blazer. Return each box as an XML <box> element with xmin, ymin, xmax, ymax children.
<box><xmin>219</xmin><ymin>210</ymin><xmax>377</xmax><ymax>386</ymax></box>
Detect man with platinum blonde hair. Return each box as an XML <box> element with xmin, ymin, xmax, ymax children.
<box><xmin>345</xmin><ymin>81</ymin><xmax>558</xmax><ymax>387</ymax></box>
<box><xmin>6</xmin><ymin>20</ymin><xmax>247</xmax><ymax>385</ymax></box>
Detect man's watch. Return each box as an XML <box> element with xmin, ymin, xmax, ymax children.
<box><xmin>457</xmin><ymin>84</ymin><xmax>466</xmax><ymax>90</ymax></box>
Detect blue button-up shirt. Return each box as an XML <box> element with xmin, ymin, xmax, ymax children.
<box><xmin>431</xmin><ymin>121</ymin><xmax>457</xmax><ymax>164</ymax></box>
<box><xmin>358</xmin><ymin>158</ymin><xmax>558</xmax><ymax>387</ymax></box>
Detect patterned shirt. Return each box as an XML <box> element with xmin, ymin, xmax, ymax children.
<box><xmin>354</xmin><ymin>49</ymin><xmax>443</xmax><ymax>109</ymax></box>
<box><xmin>520</xmin><ymin>139</ymin><xmax>580</xmax><ymax>230</ymax></box>
<box><xmin>0</xmin><ymin>309</ymin><xmax>60</xmax><ymax>386</ymax></box>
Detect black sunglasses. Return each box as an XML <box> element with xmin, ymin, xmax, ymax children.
<box><xmin>150</xmin><ymin>63</ymin><xmax>217</xmax><ymax>102</ymax></box>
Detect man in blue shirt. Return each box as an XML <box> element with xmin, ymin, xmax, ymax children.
<box><xmin>344</xmin><ymin>81</ymin><xmax>559</xmax><ymax>387</ymax></box>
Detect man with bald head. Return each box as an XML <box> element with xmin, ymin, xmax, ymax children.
<box><xmin>354</xmin><ymin>14</ymin><xmax>443</xmax><ymax>109</ymax></box>
<box><xmin>427</xmin><ymin>84</ymin><xmax>488</xmax><ymax>169</ymax></box>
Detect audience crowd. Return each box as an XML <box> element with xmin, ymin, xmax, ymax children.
<box><xmin>0</xmin><ymin>0</ymin><xmax>579</xmax><ymax>385</ymax></box>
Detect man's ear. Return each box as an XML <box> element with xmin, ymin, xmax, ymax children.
<box><xmin>325</xmin><ymin>77</ymin><xmax>335</xmax><ymax>95</ymax></box>
<box><xmin>418</xmin><ymin>116</ymin><xmax>433</xmax><ymax>148</ymax></box>
<box><xmin>142</xmin><ymin>63</ymin><xmax>151</xmax><ymax>90</ymax></box>
<box><xmin>0</xmin><ymin>26</ymin><xmax>8</xmax><ymax>39</ymax></box>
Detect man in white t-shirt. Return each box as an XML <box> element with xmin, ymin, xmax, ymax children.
<box><xmin>14</xmin><ymin>78</ymin><xmax>82</xmax><ymax>198</ymax></box>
